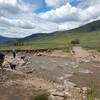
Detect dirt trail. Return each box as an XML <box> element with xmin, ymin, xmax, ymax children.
<box><xmin>72</xmin><ymin>47</ymin><xmax>90</xmax><ymax>58</ymax></box>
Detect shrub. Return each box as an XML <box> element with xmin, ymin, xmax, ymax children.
<box><xmin>71</xmin><ymin>39</ymin><xmax>80</xmax><ymax>44</ymax></box>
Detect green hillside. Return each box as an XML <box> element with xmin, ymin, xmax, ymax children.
<box><xmin>1</xmin><ymin>20</ymin><xmax>100</xmax><ymax>50</ymax></box>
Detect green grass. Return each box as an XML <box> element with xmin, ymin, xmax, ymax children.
<box><xmin>32</xmin><ymin>93</ymin><xmax>49</xmax><ymax>100</ymax></box>
<box><xmin>87</xmin><ymin>87</ymin><xmax>95</xmax><ymax>100</ymax></box>
<box><xmin>0</xmin><ymin>31</ymin><xmax>99</xmax><ymax>50</ymax></box>
<box><xmin>86</xmin><ymin>82</ymin><xmax>100</xmax><ymax>100</ymax></box>
<box><xmin>97</xmin><ymin>49</ymin><xmax>100</xmax><ymax>52</ymax></box>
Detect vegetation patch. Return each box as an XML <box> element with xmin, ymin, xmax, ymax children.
<box><xmin>97</xmin><ymin>49</ymin><xmax>100</xmax><ymax>52</ymax></box>
<box><xmin>32</xmin><ymin>93</ymin><xmax>49</xmax><ymax>100</ymax></box>
<box><xmin>71</xmin><ymin>39</ymin><xmax>80</xmax><ymax>44</ymax></box>
<box><xmin>46</xmin><ymin>49</ymin><xmax>54</xmax><ymax>54</ymax></box>
<box><xmin>87</xmin><ymin>88</ymin><xmax>95</xmax><ymax>100</ymax></box>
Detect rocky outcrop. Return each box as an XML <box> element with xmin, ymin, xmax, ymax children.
<box><xmin>49</xmin><ymin>81</ymin><xmax>83</xmax><ymax>100</ymax></box>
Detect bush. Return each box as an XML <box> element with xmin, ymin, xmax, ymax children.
<box><xmin>71</xmin><ymin>39</ymin><xmax>80</xmax><ymax>44</ymax></box>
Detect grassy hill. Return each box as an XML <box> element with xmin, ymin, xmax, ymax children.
<box><xmin>0</xmin><ymin>20</ymin><xmax>100</xmax><ymax>50</ymax></box>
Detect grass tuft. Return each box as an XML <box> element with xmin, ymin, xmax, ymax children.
<box><xmin>32</xmin><ymin>93</ymin><xmax>49</xmax><ymax>100</ymax></box>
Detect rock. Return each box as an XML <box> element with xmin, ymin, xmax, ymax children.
<box><xmin>49</xmin><ymin>95</ymin><xmax>64</xmax><ymax>100</ymax></box>
<box><xmin>51</xmin><ymin>91</ymin><xmax>65</xmax><ymax>97</ymax></box>
<box><xmin>64</xmin><ymin>81</ymin><xmax>77</xmax><ymax>87</ymax></box>
<box><xmin>2</xmin><ymin>61</ymin><xmax>9</xmax><ymax>68</ymax></box>
<box><xmin>26</xmin><ymin>71</ymin><xmax>33</xmax><ymax>74</ymax></box>
<box><xmin>37</xmin><ymin>53</ymin><xmax>42</xmax><ymax>56</ymax></box>
<box><xmin>64</xmin><ymin>92</ymin><xmax>72</xmax><ymax>97</ymax></box>
<box><xmin>79</xmin><ymin>69</ymin><xmax>93</xmax><ymax>74</ymax></box>
<box><xmin>72</xmin><ymin>65</ymin><xmax>79</xmax><ymax>68</ymax></box>
<box><xmin>58</xmin><ymin>76</ymin><xmax>64</xmax><ymax>81</ymax></box>
<box><xmin>56</xmin><ymin>86</ymin><xmax>65</xmax><ymax>91</ymax></box>
<box><xmin>26</xmin><ymin>62</ymin><xmax>31</xmax><ymax>65</ymax></box>
<box><xmin>82</xmin><ymin>87</ymin><xmax>88</xmax><ymax>94</ymax></box>
<box><xmin>84</xmin><ymin>60</ymin><xmax>90</xmax><ymax>63</ymax></box>
<box><xmin>64</xmin><ymin>74</ymin><xmax>73</xmax><ymax>78</ymax></box>
<box><xmin>64</xmin><ymin>63</ymin><xmax>68</xmax><ymax>66</ymax></box>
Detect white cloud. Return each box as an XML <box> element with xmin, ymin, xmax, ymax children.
<box><xmin>0</xmin><ymin>17</ymin><xmax>35</xmax><ymax>29</ymax></box>
<box><xmin>37</xmin><ymin>22</ymin><xmax>58</xmax><ymax>33</ymax></box>
<box><xmin>45</xmin><ymin>0</ymin><xmax>73</xmax><ymax>7</ymax></box>
<box><xmin>40</xmin><ymin>4</ymin><xmax>80</xmax><ymax>22</ymax></box>
<box><xmin>0</xmin><ymin>0</ymin><xmax>35</xmax><ymax>17</ymax></box>
<box><xmin>40</xmin><ymin>3</ymin><xmax>100</xmax><ymax>23</ymax></box>
<box><xmin>58</xmin><ymin>21</ymin><xmax>82</xmax><ymax>30</ymax></box>
<box><xmin>78</xmin><ymin>0</ymin><xmax>100</xmax><ymax>8</ymax></box>
<box><xmin>45</xmin><ymin>0</ymin><xmax>63</xmax><ymax>6</ymax></box>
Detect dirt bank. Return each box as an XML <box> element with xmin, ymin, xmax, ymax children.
<box><xmin>0</xmin><ymin>69</ymin><xmax>53</xmax><ymax>100</ymax></box>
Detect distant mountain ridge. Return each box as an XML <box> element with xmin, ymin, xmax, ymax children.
<box><xmin>0</xmin><ymin>20</ymin><xmax>100</xmax><ymax>44</ymax></box>
<box><xmin>70</xmin><ymin>20</ymin><xmax>100</xmax><ymax>32</ymax></box>
<box><xmin>18</xmin><ymin>33</ymin><xmax>46</xmax><ymax>42</ymax></box>
<box><xmin>0</xmin><ymin>36</ymin><xmax>17</xmax><ymax>44</ymax></box>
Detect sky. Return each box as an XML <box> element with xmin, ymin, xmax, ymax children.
<box><xmin>0</xmin><ymin>0</ymin><xmax>100</xmax><ymax>38</ymax></box>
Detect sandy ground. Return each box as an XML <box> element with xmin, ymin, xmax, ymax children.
<box><xmin>0</xmin><ymin>68</ymin><xmax>84</xmax><ymax>100</ymax></box>
<box><xmin>0</xmin><ymin>69</ymin><xmax>54</xmax><ymax>100</ymax></box>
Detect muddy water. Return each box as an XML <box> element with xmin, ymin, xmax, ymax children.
<box><xmin>18</xmin><ymin>56</ymin><xmax>100</xmax><ymax>97</ymax></box>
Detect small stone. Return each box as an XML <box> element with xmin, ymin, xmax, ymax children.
<box><xmin>56</xmin><ymin>86</ymin><xmax>65</xmax><ymax>91</ymax></box>
<box><xmin>51</xmin><ymin>92</ymin><xmax>65</xmax><ymax>97</ymax></box>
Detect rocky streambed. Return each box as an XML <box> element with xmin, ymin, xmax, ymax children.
<box><xmin>0</xmin><ymin>54</ymin><xmax>100</xmax><ymax>99</ymax></box>
<box><xmin>16</xmin><ymin>55</ymin><xmax>100</xmax><ymax>98</ymax></box>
